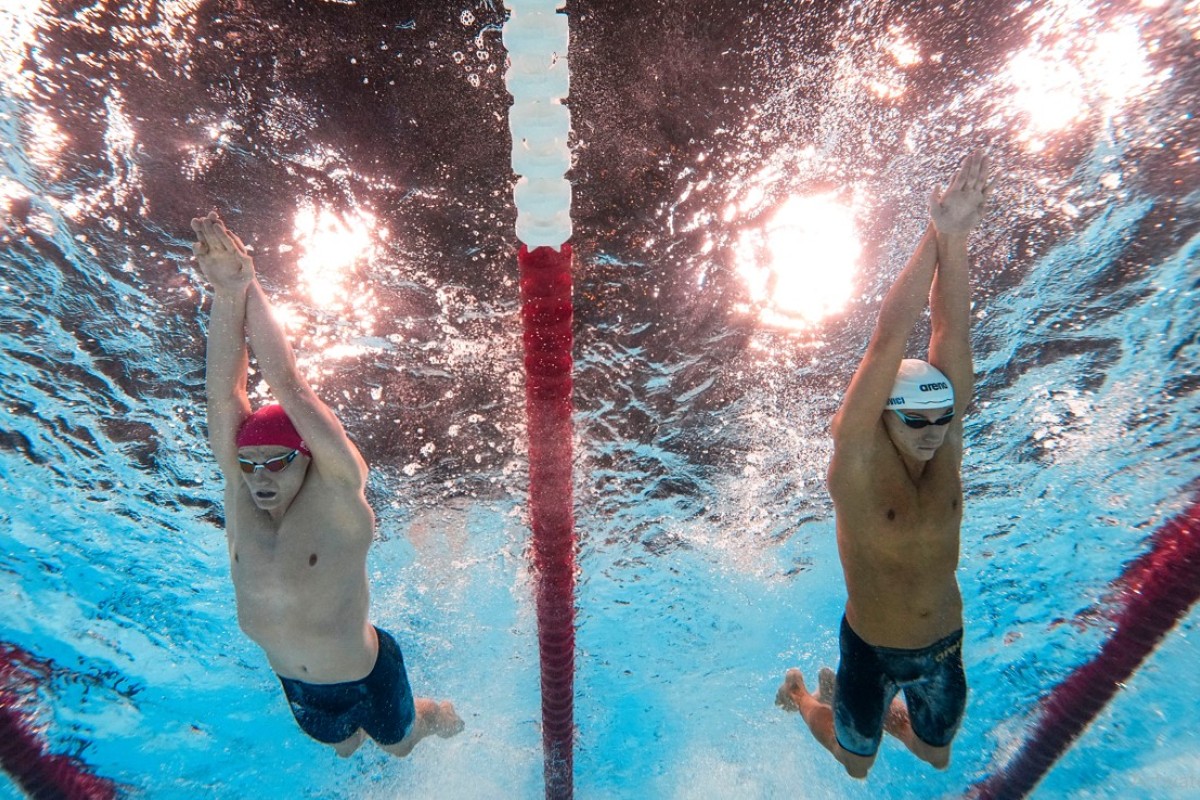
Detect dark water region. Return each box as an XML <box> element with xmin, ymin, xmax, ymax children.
<box><xmin>3</xmin><ymin>1</ymin><xmax>1197</xmax><ymax>521</ymax></box>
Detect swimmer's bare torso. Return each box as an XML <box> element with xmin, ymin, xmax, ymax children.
<box><xmin>829</xmin><ymin>411</ymin><xmax>965</xmax><ymax>650</ymax></box>
<box><xmin>226</xmin><ymin>464</ymin><xmax>377</xmax><ymax>683</ymax></box>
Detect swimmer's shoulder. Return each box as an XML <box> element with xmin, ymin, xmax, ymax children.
<box><xmin>291</xmin><ymin>474</ymin><xmax>375</xmax><ymax>536</ymax></box>
<box><xmin>829</xmin><ymin>418</ymin><xmax>889</xmax><ymax>488</ymax></box>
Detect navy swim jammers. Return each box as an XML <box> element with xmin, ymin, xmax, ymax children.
<box><xmin>278</xmin><ymin>627</ymin><xmax>416</xmax><ymax>746</ymax></box>
<box><xmin>833</xmin><ymin>615</ymin><xmax>966</xmax><ymax>758</ymax></box>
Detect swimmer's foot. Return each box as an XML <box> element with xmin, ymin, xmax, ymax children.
<box><xmin>382</xmin><ymin>699</ymin><xmax>463</xmax><ymax>758</ymax></box>
<box><xmin>818</xmin><ymin>667</ymin><xmax>836</xmax><ymax>706</ymax></box>
<box><xmin>432</xmin><ymin>699</ymin><xmax>464</xmax><ymax>738</ymax></box>
<box><xmin>775</xmin><ymin>668</ymin><xmax>811</xmax><ymax>712</ymax></box>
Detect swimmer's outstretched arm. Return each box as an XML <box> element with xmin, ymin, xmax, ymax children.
<box><xmin>243</xmin><ymin>274</ymin><xmax>367</xmax><ymax>488</ymax></box>
<box><xmin>831</xmin><ymin>224</ymin><xmax>939</xmax><ymax>447</ymax></box>
<box><xmin>192</xmin><ymin>211</ymin><xmax>253</xmax><ymax>479</ymax></box>
<box><xmin>192</xmin><ymin>211</ymin><xmax>364</xmax><ymax>487</ymax></box>
<box><xmin>928</xmin><ymin>152</ymin><xmax>989</xmax><ymax>419</ymax></box>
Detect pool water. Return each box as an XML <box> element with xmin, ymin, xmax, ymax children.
<box><xmin>1</xmin><ymin>1</ymin><xmax>1198</xmax><ymax>798</ymax></box>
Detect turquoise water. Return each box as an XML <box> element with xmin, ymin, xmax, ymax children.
<box><xmin>2</xmin><ymin>1</ymin><xmax>1198</xmax><ymax>798</ymax></box>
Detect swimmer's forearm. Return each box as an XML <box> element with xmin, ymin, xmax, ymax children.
<box><xmin>929</xmin><ymin>232</ymin><xmax>974</xmax><ymax>407</ymax></box>
<box><xmin>243</xmin><ymin>280</ymin><xmax>366</xmax><ymax>482</ymax></box>
<box><xmin>837</xmin><ymin>225</ymin><xmax>941</xmax><ymax>433</ymax></box>
<box><xmin>931</xmin><ymin>233</ymin><xmax>970</xmax><ymax>341</ymax></box>
<box><xmin>204</xmin><ymin>286</ymin><xmax>251</xmax><ymax>462</ymax></box>
<box><xmin>206</xmin><ymin>289</ymin><xmax>250</xmax><ymax>397</ymax></box>
<box><xmin>873</xmin><ymin>224</ymin><xmax>938</xmax><ymax>347</ymax></box>
<box><xmin>244</xmin><ymin>280</ymin><xmax>308</xmax><ymax>397</ymax></box>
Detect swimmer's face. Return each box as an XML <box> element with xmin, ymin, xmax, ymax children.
<box><xmin>882</xmin><ymin>406</ymin><xmax>954</xmax><ymax>461</ymax></box>
<box><xmin>237</xmin><ymin>445</ymin><xmax>311</xmax><ymax>515</ymax></box>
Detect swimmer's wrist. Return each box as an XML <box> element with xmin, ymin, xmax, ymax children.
<box><xmin>210</xmin><ymin>275</ymin><xmax>253</xmax><ymax>295</ymax></box>
<box><xmin>934</xmin><ymin>229</ymin><xmax>971</xmax><ymax>246</ymax></box>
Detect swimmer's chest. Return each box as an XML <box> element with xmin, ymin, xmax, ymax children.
<box><xmin>226</xmin><ymin>488</ymin><xmax>369</xmax><ymax>585</ymax></box>
<box><xmin>872</xmin><ymin>464</ymin><xmax>961</xmax><ymax>530</ymax></box>
<box><xmin>836</xmin><ymin>451</ymin><xmax>962</xmax><ymax>550</ymax></box>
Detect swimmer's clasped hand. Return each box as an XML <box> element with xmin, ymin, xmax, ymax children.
<box><xmin>929</xmin><ymin>151</ymin><xmax>991</xmax><ymax>237</ymax></box>
<box><xmin>191</xmin><ymin>210</ymin><xmax>255</xmax><ymax>291</ymax></box>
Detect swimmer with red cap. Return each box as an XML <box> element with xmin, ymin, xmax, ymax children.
<box><xmin>191</xmin><ymin>211</ymin><xmax>462</xmax><ymax>758</ymax></box>
<box><xmin>777</xmin><ymin>152</ymin><xmax>991</xmax><ymax>779</ymax></box>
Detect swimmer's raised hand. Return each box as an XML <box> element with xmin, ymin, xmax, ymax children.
<box><xmin>191</xmin><ymin>211</ymin><xmax>255</xmax><ymax>290</ymax></box>
<box><xmin>929</xmin><ymin>151</ymin><xmax>990</xmax><ymax>237</ymax></box>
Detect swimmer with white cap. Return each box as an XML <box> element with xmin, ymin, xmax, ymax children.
<box><xmin>778</xmin><ymin>152</ymin><xmax>990</xmax><ymax>780</ymax></box>
<box><xmin>882</xmin><ymin>358</ymin><xmax>958</xmax><ymax>461</ymax></box>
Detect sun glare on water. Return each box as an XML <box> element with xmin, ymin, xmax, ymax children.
<box><xmin>736</xmin><ymin>194</ymin><xmax>860</xmax><ymax>331</ymax></box>
<box><xmin>292</xmin><ymin>204</ymin><xmax>382</xmax><ymax>314</ymax></box>
<box><xmin>1004</xmin><ymin>8</ymin><xmax>1160</xmax><ymax>151</ymax></box>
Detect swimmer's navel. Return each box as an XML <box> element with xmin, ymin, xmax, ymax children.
<box><xmin>309</xmin><ymin>553</ymin><xmax>318</xmax><ymax>566</ymax></box>
<box><xmin>887</xmin><ymin>509</ymin><xmax>896</xmax><ymax>521</ymax></box>
<box><xmin>234</xmin><ymin>552</ymin><xmax>239</xmax><ymax>563</ymax></box>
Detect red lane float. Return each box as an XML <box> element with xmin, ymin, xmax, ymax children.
<box><xmin>0</xmin><ymin>643</ymin><xmax>117</xmax><ymax>800</ymax></box>
<box><xmin>969</xmin><ymin>489</ymin><xmax>1200</xmax><ymax>800</ymax></box>
<box><xmin>519</xmin><ymin>243</ymin><xmax>576</xmax><ymax>800</ymax></box>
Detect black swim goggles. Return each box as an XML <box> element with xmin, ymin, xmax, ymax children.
<box><xmin>237</xmin><ymin>450</ymin><xmax>300</xmax><ymax>474</ymax></box>
<box><xmin>893</xmin><ymin>410</ymin><xmax>955</xmax><ymax>429</ymax></box>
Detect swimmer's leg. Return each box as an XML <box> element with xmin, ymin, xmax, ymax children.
<box><xmin>818</xmin><ymin>666</ymin><xmax>836</xmax><ymax>705</ymax></box>
<box><xmin>331</xmin><ymin>728</ymin><xmax>366</xmax><ymax>758</ymax></box>
<box><xmin>380</xmin><ymin>698</ymin><xmax>464</xmax><ymax>759</ymax></box>
<box><xmin>776</xmin><ymin>668</ymin><xmax>876</xmax><ymax>779</ymax></box>
<box><xmin>882</xmin><ymin>698</ymin><xmax>951</xmax><ymax>770</ymax></box>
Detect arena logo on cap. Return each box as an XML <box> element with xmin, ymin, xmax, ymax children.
<box><xmin>919</xmin><ymin>381</ymin><xmax>949</xmax><ymax>392</ymax></box>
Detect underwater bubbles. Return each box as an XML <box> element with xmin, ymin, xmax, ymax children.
<box><xmin>1002</xmin><ymin>7</ymin><xmax>1163</xmax><ymax>151</ymax></box>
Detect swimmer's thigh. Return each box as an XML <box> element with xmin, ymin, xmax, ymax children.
<box><xmin>833</xmin><ymin>616</ymin><xmax>896</xmax><ymax>758</ymax></box>
<box><xmin>903</xmin><ymin>639</ymin><xmax>967</xmax><ymax>748</ymax></box>
<box><xmin>360</xmin><ymin>627</ymin><xmax>418</xmax><ymax>746</ymax></box>
<box><xmin>278</xmin><ymin>678</ymin><xmax>363</xmax><ymax>745</ymax></box>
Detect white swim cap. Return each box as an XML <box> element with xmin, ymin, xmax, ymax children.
<box><xmin>886</xmin><ymin>359</ymin><xmax>955</xmax><ymax>410</ymax></box>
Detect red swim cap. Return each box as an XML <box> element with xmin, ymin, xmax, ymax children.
<box><xmin>235</xmin><ymin>404</ymin><xmax>310</xmax><ymax>457</ymax></box>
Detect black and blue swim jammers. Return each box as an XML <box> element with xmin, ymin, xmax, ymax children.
<box><xmin>833</xmin><ymin>615</ymin><xmax>966</xmax><ymax>758</ymax></box>
<box><xmin>278</xmin><ymin>626</ymin><xmax>416</xmax><ymax>746</ymax></box>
